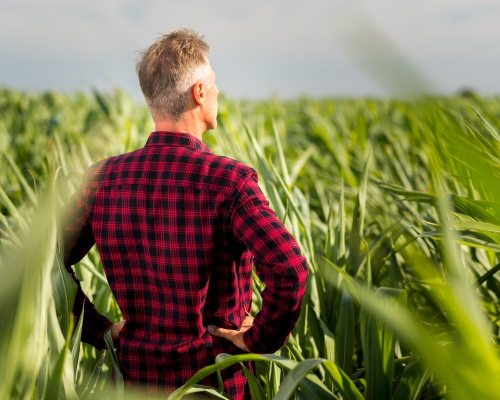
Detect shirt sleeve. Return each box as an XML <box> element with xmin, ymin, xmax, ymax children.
<box><xmin>230</xmin><ymin>169</ymin><xmax>309</xmax><ymax>354</ymax></box>
<box><xmin>61</xmin><ymin>170</ymin><xmax>113</xmax><ymax>350</ymax></box>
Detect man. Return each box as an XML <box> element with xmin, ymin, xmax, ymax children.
<box><xmin>62</xmin><ymin>28</ymin><xmax>309</xmax><ymax>399</ymax></box>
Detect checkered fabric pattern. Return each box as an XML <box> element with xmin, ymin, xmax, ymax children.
<box><xmin>62</xmin><ymin>131</ymin><xmax>309</xmax><ymax>399</ymax></box>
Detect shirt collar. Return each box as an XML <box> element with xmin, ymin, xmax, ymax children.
<box><xmin>145</xmin><ymin>131</ymin><xmax>213</xmax><ymax>154</ymax></box>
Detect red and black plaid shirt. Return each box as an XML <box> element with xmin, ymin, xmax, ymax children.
<box><xmin>62</xmin><ymin>131</ymin><xmax>309</xmax><ymax>398</ymax></box>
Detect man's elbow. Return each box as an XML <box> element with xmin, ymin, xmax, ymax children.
<box><xmin>291</xmin><ymin>255</ymin><xmax>309</xmax><ymax>292</ymax></box>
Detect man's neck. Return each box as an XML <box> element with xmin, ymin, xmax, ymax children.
<box><xmin>155</xmin><ymin>115</ymin><xmax>205</xmax><ymax>141</ymax></box>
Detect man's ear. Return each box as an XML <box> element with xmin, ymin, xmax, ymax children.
<box><xmin>192</xmin><ymin>82</ymin><xmax>205</xmax><ymax>106</ymax></box>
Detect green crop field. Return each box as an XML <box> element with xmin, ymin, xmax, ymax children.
<box><xmin>2</xmin><ymin>87</ymin><xmax>500</xmax><ymax>399</ymax></box>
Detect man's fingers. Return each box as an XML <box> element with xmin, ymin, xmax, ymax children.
<box><xmin>111</xmin><ymin>320</ymin><xmax>126</xmax><ymax>346</ymax></box>
<box><xmin>241</xmin><ymin>315</ymin><xmax>254</xmax><ymax>329</ymax></box>
<box><xmin>114</xmin><ymin>320</ymin><xmax>126</xmax><ymax>330</ymax></box>
<box><xmin>207</xmin><ymin>325</ymin><xmax>233</xmax><ymax>338</ymax></box>
<box><xmin>207</xmin><ymin>324</ymin><xmax>250</xmax><ymax>352</ymax></box>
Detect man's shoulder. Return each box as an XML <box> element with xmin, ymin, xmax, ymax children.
<box><xmin>201</xmin><ymin>153</ymin><xmax>256</xmax><ymax>179</ymax></box>
<box><xmin>80</xmin><ymin>149</ymin><xmax>141</xmax><ymax>184</ymax></box>
<box><xmin>194</xmin><ymin>152</ymin><xmax>258</xmax><ymax>191</ymax></box>
<box><xmin>81</xmin><ymin>148</ymin><xmax>257</xmax><ymax>192</ymax></box>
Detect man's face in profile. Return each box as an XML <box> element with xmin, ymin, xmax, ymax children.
<box><xmin>203</xmin><ymin>57</ymin><xmax>219</xmax><ymax>131</ymax></box>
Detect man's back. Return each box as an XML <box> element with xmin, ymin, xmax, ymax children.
<box><xmin>63</xmin><ymin>131</ymin><xmax>309</xmax><ymax>397</ymax></box>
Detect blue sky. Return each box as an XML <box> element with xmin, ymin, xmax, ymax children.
<box><xmin>1</xmin><ymin>0</ymin><xmax>499</xmax><ymax>99</ymax></box>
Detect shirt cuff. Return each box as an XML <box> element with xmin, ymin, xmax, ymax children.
<box><xmin>242</xmin><ymin>326</ymin><xmax>266</xmax><ymax>353</ymax></box>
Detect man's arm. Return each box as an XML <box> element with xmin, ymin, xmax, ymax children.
<box><xmin>209</xmin><ymin>169</ymin><xmax>309</xmax><ymax>354</ymax></box>
<box><xmin>61</xmin><ymin>172</ymin><xmax>113</xmax><ymax>350</ymax></box>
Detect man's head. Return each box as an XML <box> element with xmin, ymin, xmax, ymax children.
<box><xmin>136</xmin><ymin>28</ymin><xmax>218</xmax><ymax>131</ymax></box>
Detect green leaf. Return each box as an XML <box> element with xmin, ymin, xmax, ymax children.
<box><xmin>321</xmin><ymin>257</ymin><xmax>362</xmax><ymax>306</ymax></box>
<box><xmin>70</xmin><ymin>308</ymin><xmax>84</xmax><ymax>381</ymax></box>
<box><xmin>243</xmin><ymin>122</ymin><xmax>275</xmax><ymax>195</ymax></box>
<box><xmin>361</xmin><ymin>287</ymin><xmax>406</xmax><ymax>400</ymax></box>
<box><xmin>393</xmin><ymin>357</ymin><xmax>431</xmax><ymax>400</ymax></box>
<box><xmin>321</xmin><ymin>362</ymin><xmax>364</xmax><ymax>400</ymax></box>
<box><xmin>308</xmin><ymin>303</ymin><xmax>325</xmax><ymax>358</ymax></box>
<box><xmin>284</xmin><ymin>336</ymin><xmax>305</xmax><ymax>362</ymax></box>
<box><xmin>240</xmin><ymin>363</ymin><xmax>266</xmax><ymax>400</ymax></box>
<box><xmin>452</xmin><ymin>195</ymin><xmax>500</xmax><ymax>226</ymax></box>
<box><xmin>472</xmin><ymin>107</ymin><xmax>500</xmax><ymax>144</ymax></box>
<box><xmin>450</xmin><ymin>220</ymin><xmax>500</xmax><ymax>234</ymax></box>
<box><xmin>336</xmin><ymin>181</ymin><xmax>346</xmax><ymax>266</ymax></box>
<box><xmin>267</xmin><ymin>360</ymin><xmax>280</xmax><ymax>399</ymax></box>
<box><xmin>272</xmin><ymin>118</ymin><xmax>291</xmax><ymax>188</ymax></box>
<box><xmin>289</xmin><ymin>145</ymin><xmax>316</xmax><ymax>186</ymax></box>
<box><xmin>273</xmin><ymin>358</ymin><xmax>324</xmax><ymax>400</ymax></box>
<box><xmin>167</xmin><ymin>353</ymin><xmax>336</xmax><ymax>400</ymax></box>
<box><xmin>266</xmin><ymin>181</ymin><xmax>287</xmax><ymax>222</ymax></box>
<box><xmin>473</xmin><ymin>262</ymin><xmax>500</xmax><ymax>288</ymax></box>
<box><xmin>44</xmin><ymin>300</ymin><xmax>78</xmax><ymax>400</ymax></box>
<box><xmin>2</xmin><ymin>152</ymin><xmax>37</xmax><ymax>206</ymax></box>
<box><xmin>335</xmin><ymin>291</ymin><xmax>354</xmax><ymax>378</ymax></box>
<box><xmin>0</xmin><ymin>184</ymin><xmax>29</xmax><ymax>233</ymax></box>
<box><xmin>345</xmin><ymin>276</ymin><xmax>500</xmax><ymax>400</ymax></box>
<box><xmin>54</xmin><ymin>133</ymin><xmax>69</xmax><ymax>176</ymax></box>
<box><xmin>80</xmin><ymin>351</ymin><xmax>107</xmax><ymax>400</ymax></box>
<box><xmin>51</xmin><ymin>255</ymin><xmax>77</xmax><ymax>338</ymax></box>
<box><xmin>349</xmin><ymin>148</ymin><xmax>371</xmax><ymax>275</ymax></box>
<box><xmin>44</xmin><ymin>333</ymin><xmax>73</xmax><ymax>400</ymax></box>
<box><xmin>319</xmin><ymin>319</ymin><xmax>336</xmax><ymax>392</ymax></box>
<box><xmin>390</xmin><ymin>249</ymin><xmax>404</xmax><ymax>289</ymax></box>
<box><xmin>183</xmin><ymin>384</ymin><xmax>234</xmax><ymax>399</ymax></box>
<box><xmin>0</xmin><ymin>191</ymin><xmax>58</xmax><ymax>400</ymax></box>
<box><xmin>104</xmin><ymin>326</ymin><xmax>124</xmax><ymax>399</ymax></box>
<box><xmin>378</xmin><ymin>182</ymin><xmax>436</xmax><ymax>203</ymax></box>
<box><xmin>319</xmin><ymin>319</ymin><xmax>335</xmax><ymax>365</ymax></box>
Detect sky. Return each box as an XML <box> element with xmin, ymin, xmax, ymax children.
<box><xmin>1</xmin><ymin>0</ymin><xmax>500</xmax><ymax>100</ymax></box>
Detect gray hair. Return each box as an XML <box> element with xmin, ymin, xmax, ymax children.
<box><xmin>136</xmin><ymin>28</ymin><xmax>211</xmax><ymax>122</ymax></box>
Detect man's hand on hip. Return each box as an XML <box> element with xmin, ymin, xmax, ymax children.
<box><xmin>207</xmin><ymin>315</ymin><xmax>253</xmax><ymax>352</ymax></box>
